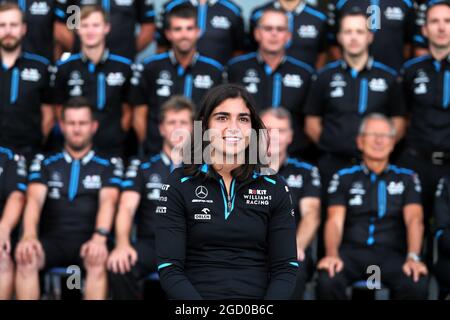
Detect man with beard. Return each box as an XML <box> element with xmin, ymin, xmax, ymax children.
<box><xmin>14</xmin><ymin>97</ymin><xmax>122</xmax><ymax>300</ymax></box>
<box><xmin>130</xmin><ymin>4</ymin><xmax>223</xmax><ymax>156</ymax></box>
<box><xmin>0</xmin><ymin>3</ymin><xmax>53</xmax><ymax>162</ymax></box>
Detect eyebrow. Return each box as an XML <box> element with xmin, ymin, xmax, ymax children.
<box><xmin>212</xmin><ymin>112</ymin><xmax>251</xmax><ymax>117</ymax></box>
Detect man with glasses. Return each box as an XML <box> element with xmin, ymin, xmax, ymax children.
<box><xmin>227</xmin><ymin>7</ymin><xmax>314</xmax><ymax>158</ymax></box>
<box><xmin>317</xmin><ymin>113</ymin><xmax>428</xmax><ymax>300</ymax></box>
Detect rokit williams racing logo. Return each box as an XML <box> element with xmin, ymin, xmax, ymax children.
<box><xmin>243</xmin><ymin>189</ymin><xmax>272</xmax><ymax>205</ymax></box>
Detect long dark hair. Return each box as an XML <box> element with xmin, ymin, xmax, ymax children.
<box><xmin>183</xmin><ymin>84</ymin><xmax>269</xmax><ymax>181</ymax></box>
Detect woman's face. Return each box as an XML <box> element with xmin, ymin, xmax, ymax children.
<box><xmin>207</xmin><ymin>97</ymin><xmax>253</xmax><ymax>162</ymax></box>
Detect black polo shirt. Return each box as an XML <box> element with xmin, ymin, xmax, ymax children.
<box><xmin>157</xmin><ymin>0</ymin><xmax>245</xmax><ymax>65</ymax></box>
<box><xmin>65</xmin><ymin>0</ymin><xmax>155</xmax><ymax>59</ymax></box>
<box><xmin>0</xmin><ymin>146</ymin><xmax>27</xmax><ymax>216</ymax></box>
<box><xmin>304</xmin><ymin>58</ymin><xmax>406</xmax><ymax>157</ymax></box>
<box><xmin>435</xmin><ymin>175</ymin><xmax>450</xmax><ymax>255</ymax></box>
<box><xmin>0</xmin><ymin>52</ymin><xmax>51</xmax><ymax>150</ymax></box>
<box><xmin>1</xmin><ymin>0</ymin><xmax>67</xmax><ymax>61</ymax></box>
<box><xmin>327</xmin><ymin>163</ymin><xmax>422</xmax><ymax>253</ymax></box>
<box><xmin>28</xmin><ymin>150</ymin><xmax>122</xmax><ymax>239</ymax></box>
<box><xmin>52</xmin><ymin>50</ymin><xmax>133</xmax><ymax>155</ymax></box>
<box><xmin>401</xmin><ymin>55</ymin><xmax>450</xmax><ymax>152</ymax></box>
<box><xmin>130</xmin><ymin>50</ymin><xmax>223</xmax><ymax>154</ymax></box>
<box><xmin>121</xmin><ymin>152</ymin><xmax>175</xmax><ymax>240</ymax></box>
<box><xmin>327</xmin><ymin>0</ymin><xmax>416</xmax><ymax>71</ymax></box>
<box><xmin>278</xmin><ymin>156</ymin><xmax>321</xmax><ymax>225</ymax></box>
<box><xmin>227</xmin><ymin>52</ymin><xmax>314</xmax><ymax>152</ymax></box>
<box><xmin>156</xmin><ymin>164</ymin><xmax>298</xmax><ymax>299</ymax></box>
<box><xmin>249</xmin><ymin>0</ymin><xmax>328</xmax><ymax>67</ymax></box>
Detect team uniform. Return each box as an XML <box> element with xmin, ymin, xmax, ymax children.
<box><xmin>1</xmin><ymin>0</ymin><xmax>67</xmax><ymax>61</ymax></box>
<box><xmin>249</xmin><ymin>1</ymin><xmax>328</xmax><ymax>67</ymax></box>
<box><xmin>130</xmin><ymin>50</ymin><xmax>223</xmax><ymax>155</ymax></box>
<box><xmin>226</xmin><ymin>52</ymin><xmax>314</xmax><ymax>156</ymax></box>
<box><xmin>110</xmin><ymin>152</ymin><xmax>175</xmax><ymax>299</ymax></box>
<box><xmin>278</xmin><ymin>156</ymin><xmax>321</xmax><ymax>299</ymax></box>
<box><xmin>327</xmin><ymin>0</ymin><xmax>416</xmax><ymax>71</ymax></box>
<box><xmin>434</xmin><ymin>176</ymin><xmax>450</xmax><ymax>292</ymax></box>
<box><xmin>304</xmin><ymin>58</ymin><xmax>406</xmax><ymax>187</ymax></box>
<box><xmin>0</xmin><ymin>146</ymin><xmax>27</xmax><ymax>249</ymax></box>
<box><xmin>65</xmin><ymin>0</ymin><xmax>155</xmax><ymax>59</ymax></box>
<box><xmin>52</xmin><ymin>50</ymin><xmax>133</xmax><ymax>157</ymax></box>
<box><xmin>156</xmin><ymin>164</ymin><xmax>299</xmax><ymax>299</ymax></box>
<box><xmin>0</xmin><ymin>52</ymin><xmax>51</xmax><ymax>160</ymax></box>
<box><xmin>27</xmin><ymin>150</ymin><xmax>122</xmax><ymax>270</ymax></box>
<box><xmin>158</xmin><ymin>0</ymin><xmax>245</xmax><ymax>65</ymax></box>
<box><xmin>317</xmin><ymin>163</ymin><xmax>428</xmax><ymax>299</ymax></box>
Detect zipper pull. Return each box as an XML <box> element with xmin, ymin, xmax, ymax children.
<box><xmin>227</xmin><ymin>195</ymin><xmax>231</xmax><ymax>211</ymax></box>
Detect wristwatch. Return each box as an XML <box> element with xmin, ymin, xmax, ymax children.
<box><xmin>94</xmin><ymin>228</ymin><xmax>109</xmax><ymax>237</ymax></box>
<box><xmin>407</xmin><ymin>252</ymin><xmax>421</xmax><ymax>262</ymax></box>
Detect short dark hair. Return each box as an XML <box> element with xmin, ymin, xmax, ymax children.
<box><xmin>337</xmin><ymin>7</ymin><xmax>369</xmax><ymax>33</ymax></box>
<box><xmin>183</xmin><ymin>84</ymin><xmax>269</xmax><ymax>181</ymax></box>
<box><xmin>425</xmin><ymin>0</ymin><xmax>450</xmax><ymax>23</ymax></box>
<box><xmin>80</xmin><ymin>5</ymin><xmax>109</xmax><ymax>23</ymax></box>
<box><xmin>165</xmin><ymin>4</ymin><xmax>197</xmax><ymax>29</ymax></box>
<box><xmin>259</xmin><ymin>107</ymin><xmax>293</xmax><ymax>129</ymax></box>
<box><xmin>0</xmin><ymin>3</ymin><xmax>25</xmax><ymax>23</ymax></box>
<box><xmin>256</xmin><ymin>7</ymin><xmax>288</xmax><ymax>27</ymax></box>
<box><xmin>61</xmin><ymin>97</ymin><xmax>95</xmax><ymax>120</ymax></box>
<box><xmin>159</xmin><ymin>96</ymin><xmax>195</xmax><ymax>123</ymax></box>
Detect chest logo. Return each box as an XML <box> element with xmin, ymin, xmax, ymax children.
<box><xmin>211</xmin><ymin>16</ymin><xmax>231</xmax><ymax>29</ymax></box>
<box><xmin>194</xmin><ymin>208</ymin><xmax>212</xmax><ymax>220</ymax></box>
<box><xmin>195</xmin><ymin>186</ymin><xmax>208</xmax><ymax>199</ymax></box>
<box><xmin>387</xmin><ymin>181</ymin><xmax>405</xmax><ymax>195</ymax></box>
<box><xmin>297</xmin><ymin>25</ymin><xmax>318</xmax><ymax>38</ymax></box>
<box><xmin>369</xmin><ymin>78</ymin><xmax>388</xmax><ymax>92</ymax></box>
<box><xmin>21</xmin><ymin>68</ymin><xmax>41</xmax><ymax>82</ymax></box>
<box><xmin>30</xmin><ymin>2</ymin><xmax>50</xmax><ymax>15</ymax></box>
<box><xmin>82</xmin><ymin>175</ymin><xmax>101</xmax><ymax>189</ymax></box>
<box><xmin>384</xmin><ymin>7</ymin><xmax>404</xmax><ymax>21</ymax></box>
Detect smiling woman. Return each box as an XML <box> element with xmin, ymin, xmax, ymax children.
<box><xmin>155</xmin><ymin>84</ymin><xmax>299</xmax><ymax>300</ymax></box>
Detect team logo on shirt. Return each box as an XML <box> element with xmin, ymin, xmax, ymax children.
<box><xmin>283</xmin><ymin>74</ymin><xmax>303</xmax><ymax>88</ymax></box>
<box><xmin>243</xmin><ymin>69</ymin><xmax>260</xmax><ymax>94</ymax></box>
<box><xmin>194</xmin><ymin>75</ymin><xmax>214</xmax><ymax>89</ymax></box>
<box><xmin>328</xmin><ymin>174</ymin><xmax>340</xmax><ymax>193</ymax></box>
<box><xmin>16</xmin><ymin>155</ymin><xmax>27</xmax><ymax>177</ymax></box>
<box><xmin>350</xmin><ymin>182</ymin><xmax>366</xmax><ymax>195</ymax></box>
<box><xmin>194</xmin><ymin>208</ymin><xmax>212</xmax><ymax>220</ymax></box>
<box><xmin>156</xmin><ymin>206</ymin><xmax>167</xmax><ymax>214</ymax></box>
<box><xmin>106</xmin><ymin>72</ymin><xmax>126</xmax><ymax>86</ymax></box>
<box><xmin>330</xmin><ymin>73</ymin><xmax>346</xmax><ymax>97</ymax></box>
<box><xmin>21</xmin><ymin>68</ymin><xmax>41</xmax><ymax>82</ymax></box>
<box><xmin>49</xmin><ymin>171</ymin><xmax>64</xmax><ymax>188</ymax></box>
<box><xmin>195</xmin><ymin>186</ymin><xmax>208</xmax><ymax>199</ymax></box>
<box><xmin>387</xmin><ymin>181</ymin><xmax>405</xmax><ymax>195</ymax></box>
<box><xmin>49</xmin><ymin>188</ymin><xmax>61</xmax><ymax>199</ymax></box>
<box><xmin>211</xmin><ymin>16</ymin><xmax>231</xmax><ymax>29</ymax></box>
<box><xmin>156</xmin><ymin>71</ymin><xmax>173</xmax><ymax>97</ymax></box>
<box><xmin>349</xmin><ymin>195</ymin><xmax>363</xmax><ymax>206</ymax></box>
<box><xmin>413</xmin><ymin>70</ymin><xmax>429</xmax><ymax>95</ymax></box>
<box><xmin>244</xmin><ymin>189</ymin><xmax>272</xmax><ymax>205</ymax></box>
<box><xmin>30</xmin><ymin>2</ymin><xmax>50</xmax><ymax>15</ymax></box>
<box><xmin>82</xmin><ymin>175</ymin><xmax>101</xmax><ymax>189</ymax></box>
<box><xmin>369</xmin><ymin>78</ymin><xmax>388</xmax><ymax>92</ymax></box>
<box><xmin>286</xmin><ymin>175</ymin><xmax>303</xmax><ymax>188</ymax></box>
<box><xmin>297</xmin><ymin>25</ymin><xmax>318</xmax><ymax>38</ymax></box>
<box><xmin>384</xmin><ymin>7</ymin><xmax>404</xmax><ymax>21</ymax></box>
<box><xmin>146</xmin><ymin>174</ymin><xmax>163</xmax><ymax>200</ymax></box>
<box><xmin>147</xmin><ymin>189</ymin><xmax>161</xmax><ymax>201</ymax></box>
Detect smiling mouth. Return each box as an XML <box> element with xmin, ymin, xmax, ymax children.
<box><xmin>223</xmin><ymin>137</ymin><xmax>242</xmax><ymax>143</ymax></box>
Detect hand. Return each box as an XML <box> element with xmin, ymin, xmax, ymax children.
<box><xmin>403</xmin><ymin>259</ymin><xmax>428</xmax><ymax>282</ymax></box>
<box><xmin>15</xmin><ymin>237</ymin><xmax>43</xmax><ymax>265</ymax></box>
<box><xmin>0</xmin><ymin>225</ymin><xmax>11</xmax><ymax>255</ymax></box>
<box><xmin>317</xmin><ymin>256</ymin><xmax>344</xmax><ymax>278</ymax></box>
<box><xmin>297</xmin><ymin>246</ymin><xmax>305</xmax><ymax>262</ymax></box>
<box><xmin>107</xmin><ymin>244</ymin><xmax>138</xmax><ymax>274</ymax></box>
<box><xmin>80</xmin><ymin>235</ymin><xmax>108</xmax><ymax>266</ymax></box>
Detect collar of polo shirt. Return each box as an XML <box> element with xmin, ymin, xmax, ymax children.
<box><xmin>62</xmin><ymin>150</ymin><xmax>95</xmax><ymax>165</ymax></box>
<box><xmin>80</xmin><ymin>48</ymin><xmax>110</xmax><ymax>65</ymax></box>
<box><xmin>340</xmin><ymin>56</ymin><xmax>375</xmax><ymax>73</ymax></box>
<box><xmin>168</xmin><ymin>50</ymin><xmax>200</xmax><ymax>67</ymax></box>
<box><xmin>360</xmin><ymin>161</ymin><xmax>390</xmax><ymax>176</ymax></box>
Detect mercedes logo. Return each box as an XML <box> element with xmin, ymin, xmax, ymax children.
<box><xmin>195</xmin><ymin>186</ymin><xmax>208</xmax><ymax>199</ymax></box>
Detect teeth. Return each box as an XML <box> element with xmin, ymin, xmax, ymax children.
<box><xmin>224</xmin><ymin>137</ymin><xmax>240</xmax><ymax>142</ymax></box>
